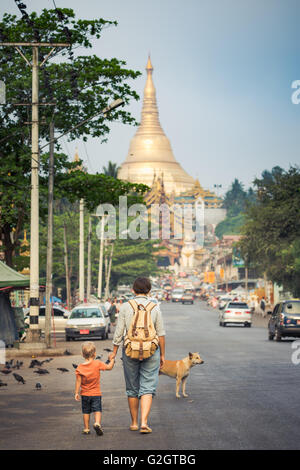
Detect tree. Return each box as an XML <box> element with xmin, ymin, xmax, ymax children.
<box><xmin>239</xmin><ymin>166</ymin><xmax>300</xmax><ymax>297</ymax></box>
<box><xmin>102</xmin><ymin>161</ymin><xmax>120</xmax><ymax>178</ymax></box>
<box><xmin>0</xmin><ymin>8</ymin><xmax>148</xmax><ymax>266</ymax></box>
<box><xmin>215</xmin><ymin>179</ymin><xmax>256</xmax><ymax>239</ymax></box>
<box><xmin>222</xmin><ymin>178</ymin><xmax>248</xmax><ymax>217</ymax></box>
<box><xmin>109</xmin><ymin>238</ymin><xmax>159</xmax><ymax>289</ymax></box>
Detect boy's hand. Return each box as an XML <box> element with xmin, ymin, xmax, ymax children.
<box><xmin>75</xmin><ymin>393</ymin><xmax>80</xmax><ymax>401</ymax></box>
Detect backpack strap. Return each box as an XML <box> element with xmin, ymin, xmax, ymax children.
<box><xmin>128</xmin><ymin>300</ymin><xmax>139</xmax><ymax>337</ymax></box>
<box><xmin>145</xmin><ymin>301</ymin><xmax>157</xmax><ymax>313</ymax></box>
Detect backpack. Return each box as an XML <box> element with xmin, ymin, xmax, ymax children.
<box><xmin>124</xmin><ymin>299</ymin><xmax>159</xmax><ymax>361</ymax></box>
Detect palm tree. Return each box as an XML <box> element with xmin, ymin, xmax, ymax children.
<box><xmin>102</xmin><ymin>161</ymin><xmax>120</xmax><ymax>178</ymax></box>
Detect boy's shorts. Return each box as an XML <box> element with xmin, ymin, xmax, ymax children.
<box><xmin>81</xmin><ymin>395</ymin><xmax>102</xmax><ymax>414</ymax></box>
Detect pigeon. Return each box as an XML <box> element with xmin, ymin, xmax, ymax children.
<box><xmin>95</xmin><ymin>355</ymin><xmax>102</xmax><ymax>360</ymax></box>
<box><xmin>1</xmin><ymin>369</ymin><xmax>12</xmax><ymax>375</ymax></box>
<box><xmin>42</xmin><ymin>358</ymin><xmax>53</xmax><ymax>364</ymax></box>
<box><xmin>29</xmin><ymin>359</ymin><xmax>43</xmax><ymax>368</ymax></box>
<box><xmin>57</xmin><ymin>368</ymin><xmax>69</xmax><ymax>373</ymax></box>
<box><xmin>64</xmin><ymin>350</ymin><xmax>72</xmax><ymax>356</ymax></box>
<box><xmin>12</xmin><ymin>360</ymin><xmax>23</xmax><ymax>370</ymax></box>
<box><xmin>104</xmin><ymin>348</ymin><xmax>112</xmax><ymax>353</ymax></box>
<box><xmin>35</xmin><ymin>383</ymin><xmax>42</xmax><ymax>390</ymax></box>
<box><xmin>72</xmin><ymin>364</ymin><xmax>78</xmax><ymax>369</ymax></box>
<box><xmin>34</xmin><ymin>368</ymin><xmax>49</xmax><ymax>375</ymax></box>
<box><xmin>0</xmin><ymin>381</ymin><xmax>7</xmax><ymax>387</ymax></box>
<box><xmin>5</xmin><ymin>361</ymin><xmax>12</xmax><ymax>369</ymax></box>
<box><xmin>13</xmin><ymin>373</ymin><xmax>26</xmax><ymax>384</ymax></box>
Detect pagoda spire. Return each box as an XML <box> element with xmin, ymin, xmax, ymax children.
<box><xmin>136</xmin><ymin>55</ymin><xmax>165</xmax><ymax>136</ymax></box>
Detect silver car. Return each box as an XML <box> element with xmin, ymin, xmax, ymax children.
<box><xmin>219</xmin><ymin>301</ymin><xmax>252</xmax><ymax>327</ymax></box>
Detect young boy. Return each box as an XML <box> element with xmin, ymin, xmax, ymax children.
<box><xmin>75</xmin><ymin>341</ymin><xmax>115</xmax><ymax>436</ymax></box>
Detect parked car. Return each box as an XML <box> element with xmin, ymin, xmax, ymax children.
<box><xmin>65</xmin><ymin>303</ymin><xmax>110</xmax><ymax>341</ymax></box>
<box><xmin>25</xmin><ymin>305</ymin><xmax>70</xmax><ymax>333</ymax></box>
<box><xmin>171</xmin><ymin>288</ymin><xmax>185</xmax><ymax>302</ymax></box>
<box><xmin>181</xmin><ymin>290</ymin><xmax>194</xmax><ymax>305</ymax></box>
<box><xmin>268</xmin><ymin>300</ymin><xmax>300</xmax><ymax>341</ymax></box>
<box><xmin>219</xmin><ymin>301</ymin><xmax>252</xmax><ymax>327</ymax></box>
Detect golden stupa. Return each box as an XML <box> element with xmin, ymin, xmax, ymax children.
<box><xmin>117</xmin><ymin>56</ymin><xmax>195</xmax><ymax>194</ymax></box>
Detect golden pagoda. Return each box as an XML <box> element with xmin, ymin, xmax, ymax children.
<box><xmin>117</xmin><ymin>56</ymin><xmax>195</xmax><ymax>194</ymax></box>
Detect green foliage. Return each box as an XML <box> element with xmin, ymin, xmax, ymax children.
<box><xmin>239</xmin><ymin>166</ymin><xmax>300</xmax><ymax>297</ymax></box>
<box><xmin>0</xmin><ymin>9</ymin><xmax>141</xmax><ymax>144</ymax></box>
<box><xmin>222</xmin><ymin>179</ymin><xmax>248</xmax><ymax>217</ymax></box>
<box><xmin>215</xmin><ymin>213</ymin><xmax>245</xmax><ymax>239</ymax></box>
<box><xmin>110</xmin><ymin>239</ymin><xmax>159</xmax><ymax>289</ymax></box>
<box><xmin>102</xmin><ymin>161</ymin><xmax>120</xmax><ymax>178</ymax></box>
<box><xmin>215</xmin><ymin>179</ymin><xmax>255</xmax><ymax>238</ymax></box>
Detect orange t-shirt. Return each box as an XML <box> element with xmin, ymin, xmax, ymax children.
<box><xmin>75</xmin><ymin>359</ymin><xmax>108</xmax><ymax>396</ymax></box>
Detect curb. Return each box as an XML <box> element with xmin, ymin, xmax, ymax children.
<box><xmin>5</xmin><ymin>348</ymin><xmax>70</xmax><ymax>358</ymax></box>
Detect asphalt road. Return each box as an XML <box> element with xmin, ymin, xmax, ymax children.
<box><xmin>1</xmin><ymin>300</ymin><xmax>300</xmax><ymax>450</ymax></box>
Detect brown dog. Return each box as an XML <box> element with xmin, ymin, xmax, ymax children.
<box><xmin>159</xmin><ymin>352</ymin><xmax>204</xmax><ymax>398</ymax></box>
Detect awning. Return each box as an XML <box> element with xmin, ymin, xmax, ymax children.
<box><xmin>0</xmin><ymin>261</ymin><xmax>30</xmax><ymax>288</ymax></box>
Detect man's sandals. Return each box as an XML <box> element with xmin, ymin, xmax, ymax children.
<box><xmin>93</xmin><ymin>423</ymin><xmax>104</xmax><ymax>436</ymax></box>
<box><xmin>140</xmin><ymin>425</ymin><xmax>152</xmax><ymax>434</ymax></box>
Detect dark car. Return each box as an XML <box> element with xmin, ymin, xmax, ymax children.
<box><xmin>268</xmin><ymin>300</ymin><xmax>300</xmax><ymax>341</ymax></box>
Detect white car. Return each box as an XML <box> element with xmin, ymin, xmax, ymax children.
<box><xmin>65</xmin><ymin>303</ymin><xmax>111</xmax><ymax>341</ymax></box>
<box><xmin>219</xmin><ymin>301</ymin><xmax>252</xmax><ymax>327</ymax></box>
<box><xmin>25</xmin><ymin>305</ymin><xmax>70</xmax><ymax>333</ymax></box>
<box><xmin>171</xmin><ymin>289</ymin><xmax>185</xmax><ymax>302</ymax></box>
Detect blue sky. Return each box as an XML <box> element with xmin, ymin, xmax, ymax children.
<box><xmin>2</xmin><ymin>0</ymin><xmax>300</xmax><ymax>194</ymax></box>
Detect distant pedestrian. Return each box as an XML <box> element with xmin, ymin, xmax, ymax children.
<box><xmin>75</xmin><ymin>341</ymin><xmax>115</xmax><ymax>436</ymax></box>
<box><xmin>108</xmin><ymin>299</ymin><xmax>118</xmax><ymax>325</ymax></box>
<box><xmin>260</xmin><ymin>297</ymin><xmax>266</xmax><ymax>316</ymax></box>
<box><xmin>104</xmin><ymin>298</ymin><xmax>111</xmax><ymax>312</ymax></box>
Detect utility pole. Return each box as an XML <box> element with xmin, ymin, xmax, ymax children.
<box><xmin>45</xmin><ymin>120</ymin><xmax>54</xmax><ymax>348</ymax></box>
<box><xmin>105</xmin><ymin>242</ymin><xmax>114</xmax><ymax>300</ymax></box>
<box><xmin>63</xmin><ymin>221</ymin><xmax>71</xmax><ymax>309</ymax></box>
<box><xmin>87</xmin><ymin>216</ymin><xmax>92</xmax><ymax>301</ymax></box>
<box><xmin>79</xmin><ymin>199</ymin><xmax>85</xmax><ymax>302</ymax></box>
<box><xmin>0</xmin><ymin>42</ymin><xmax>69</xmax><ymax>345</ymax></box>
<box><xmin>97</xmin><ymin>216</ymin><xmax>105</xmax><ymax>300</ymax></box>
<box><xmin>245</xmin><ymin>265</ymin><xmax>249</xmax><ymax>301</ymax></box>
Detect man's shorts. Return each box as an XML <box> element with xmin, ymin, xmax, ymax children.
<box><xmin>81</xmin><ymin>395</ymin><xmax>102</xmax><ymax>414</ymax></box>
